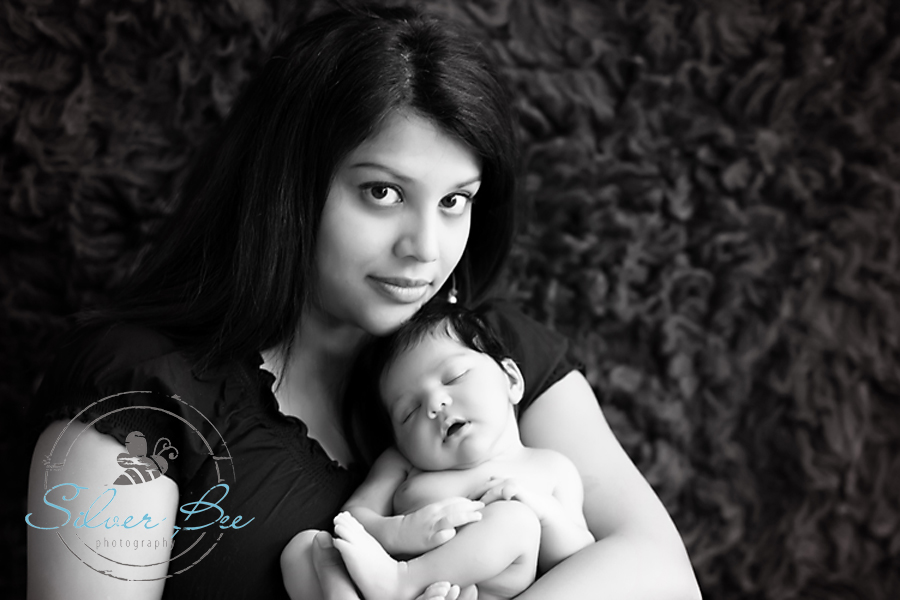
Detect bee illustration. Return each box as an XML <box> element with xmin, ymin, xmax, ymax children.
<box><xmin>113</xmin><ymin>431</ymin><xmax>179</xmax><ymax>486</ymax></box>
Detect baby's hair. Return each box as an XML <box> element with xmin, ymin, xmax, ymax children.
<box><xmin>376</xmin><ymin>301</ymin><xmax>511</xmax><ymax>376</ymax></box>
<box><xmin>343</xmin><ymin>300</ymin><xmax>512</xmax><ymax>465</ymax></box>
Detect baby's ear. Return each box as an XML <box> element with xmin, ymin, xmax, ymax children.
<box><xmin>500</xmin><ymin>358</ymin><xmax>525</xmax><ymax>405</ymax></box>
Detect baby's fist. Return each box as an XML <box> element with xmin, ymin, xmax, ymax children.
<box><xmin>397</xmin><ymin>497</ymin><xmax>484</xmax><ymax>553</ymax></box>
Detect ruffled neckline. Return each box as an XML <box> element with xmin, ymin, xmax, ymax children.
<box><xmin>251</xmin><ymin>354</ymin><xmax>362</xmax><ymax>475</ymax></box>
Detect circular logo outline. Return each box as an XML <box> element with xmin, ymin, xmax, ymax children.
<box><xmin>38</xmin><ymin>390</ymin><xmax>237</xmax><ymax>581</ymax></box>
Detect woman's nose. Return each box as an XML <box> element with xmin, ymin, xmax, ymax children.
<box><xmin>395</xmin><ymin>207</ymin><xmax>440</xmax><ymax>263</ymax></box>
<box><xmin>426</xmin><ymin>391</ymin><xmax>452</xmax><ymax>419</ymax></box>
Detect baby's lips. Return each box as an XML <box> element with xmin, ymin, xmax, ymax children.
<box><xmin>441</xmin><ymin>417</ymin><xmax>467</xmax><ymax>439</ymax></box>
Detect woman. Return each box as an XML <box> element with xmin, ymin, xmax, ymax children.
<box><xmin>26</xmin><ymin>4</ymin><xmax>700</xmax><ymax>599</ymax></box>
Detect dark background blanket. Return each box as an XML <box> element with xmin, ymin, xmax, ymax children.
<box><xmin>2</xmin><ymin>0</ymin><xmax>898</xmax><ymax>597</ymax></box>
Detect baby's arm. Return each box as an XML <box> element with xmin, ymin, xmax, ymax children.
<box><xmin>342</xmin><ymin>447</ymin><xmax>483</xmax><ymax>557</ymax></box>
<box><xmin>477</xmin><ymin>451</ymin><xmax>594</xmax><ymax>572</ymax></box>
<box><xmin>342</xmin><ymin>446</ymin><xmax>413</xmax><ymax>554</ymax></box>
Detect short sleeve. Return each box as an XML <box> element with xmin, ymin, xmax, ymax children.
<box><xmin>28</xmin><ymin>323</ymin><xmax>240</xmax><ymax>488</ymax></box>
<box><xmin>477</xmin><ymin>299</ymin><xmax>583</xmax><ymax>414</ymax></box>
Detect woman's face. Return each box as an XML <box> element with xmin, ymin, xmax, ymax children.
<box><xmin>313</xmin><ymin>111</ymin><xmax>482</xmax><ymax>335</ymax></box>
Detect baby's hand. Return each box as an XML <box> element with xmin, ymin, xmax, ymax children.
<box><xmin>398</xmin><ymin>497</ymin><xmax>484</xmax><ymax>554</ymax></box>
<box><xmin>474</xmin><ymin>477</ymin><xmax>558</xmax><ymax>523</ymax></box>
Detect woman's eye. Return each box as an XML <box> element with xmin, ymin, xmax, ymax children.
<box><xmin>439</xmin><ymin>193</ymin><xmax>472</xmax><ymax>215</ymax></box>
<box><xmin>362</xmin><ymin>184</ymin><xmax>402</xmax><ymax>206</ymax></box>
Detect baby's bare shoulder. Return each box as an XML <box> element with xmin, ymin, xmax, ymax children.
<box><xmin>520</xmin><ymin>446</ymin><xmax>582</xmax><ymax>484</ymax></box>
<box><xmin>523</xmin><ymin>445</ymin><xmax>574</xmax><ymax>468</ymax></box>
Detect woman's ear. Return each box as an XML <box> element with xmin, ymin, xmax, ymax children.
<box><xmin>500</xmin><ymin>358</ymin><xmax>525</xmax><ymax>405</ymax></box>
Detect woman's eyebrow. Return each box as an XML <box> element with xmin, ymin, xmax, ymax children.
<box><xmin>454</xmin><ymin>176</ymin><xmax>482</xmax><ymax>189</ymax></box>
<box><xmin>350</xmin><ymin>162</ymin><xmax>412</xmax><ymax>182</ymax></box>
<box><xmin>349</xmin><ymin>161</ymin><xmax>481</xmax><ymax>189</ymax></box>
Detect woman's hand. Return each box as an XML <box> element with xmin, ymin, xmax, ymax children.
<box><xmin>310</xmin><ymin>533</ymin><xmax>361</xmax><ymax>600</ymax></box>
<box><xmin>414</xmin><ymin>582</ymin><xmax>478</xmax><ymax>600</ymax></box>
<box><xmin>312</xmin><ymin>532</ymin><xmax>478</xmax><ymax>600</ymax></box>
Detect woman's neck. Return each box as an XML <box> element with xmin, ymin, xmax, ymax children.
<box><xmin>264</xmin><ymin>306</ymin><xmax>369</xmax><ymax>404</ymax></box>
<box><xmin>260</xmin><ymin>306</ymin><xmax>370</xmax><ymax>467</ymax></box>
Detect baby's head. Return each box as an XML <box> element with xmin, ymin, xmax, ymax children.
<box><xmin>350</xmin><ymin>302</ymin><xmax>524</xmax><ymax>471</ymax></box>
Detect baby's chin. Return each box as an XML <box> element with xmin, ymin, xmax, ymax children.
<box><xmin>411</xmin><ymin>448</ymin><xmax>496</xmax><ymax>472</ymax></box>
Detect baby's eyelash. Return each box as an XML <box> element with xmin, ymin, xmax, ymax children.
<box><xmin>445</xmin><ymin>370</ymin><xmax>468</xmax><ymax>384</ymax></box>
<box><xmin>402</xmin><ymin>405</ymin><xmax>419</xmax><ymax>423</ymax></box>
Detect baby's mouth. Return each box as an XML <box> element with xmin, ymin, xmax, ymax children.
<box><xmin>443</xmin><ymin>418</ymin><xmax>468</xmax><ymax>440</ymax></box>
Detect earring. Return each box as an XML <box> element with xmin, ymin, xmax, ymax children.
<box><xmin>448</xmin><ymin>273</ymin><xmax>458</xmax><ymax>304</ymax></box>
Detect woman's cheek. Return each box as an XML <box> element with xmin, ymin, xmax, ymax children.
<box><xmin>443</xmin><ymin>217</ymin><xmax>472</xmax><ymax>271</ymax></box>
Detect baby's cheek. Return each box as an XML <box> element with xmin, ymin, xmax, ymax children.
<box><xmin>396</xmin><ymin>433</ymin><xmax>416</xmax><ymax>458</ymax></box>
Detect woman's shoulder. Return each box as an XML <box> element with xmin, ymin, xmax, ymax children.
<box><xmin>477</xmin><ymin>298</ymin><xmax>569</xmax><ymax>352</ymax></box>
<box><xmin>475</xmin><ymin>297</ymin><xmax>583</xmax><ymax>410</ymax></box>
<box><xmin>31</xmin><ymin>321</ymin><xmax>192</xmax><ymax>433</ymax></box>
<box><xmin>30</xmin><ymin>321</ymin><xmax>249</xmax><ymax>486</ymax></box>
<box><xmin>38</xmin><ymin>321</ymin><xmax>186</xmax><ymax>393</ymax></box>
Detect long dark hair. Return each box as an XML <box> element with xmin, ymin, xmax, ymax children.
<box><xmin>100</xmin><ymin>3</ymin><xmax>519</xmax><ymax>369</ymax></box>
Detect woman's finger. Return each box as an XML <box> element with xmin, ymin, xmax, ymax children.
<box><xmin>311</xmin><ymin>532</ymin><xmax>360</xmax><ymax>600</ymax></box>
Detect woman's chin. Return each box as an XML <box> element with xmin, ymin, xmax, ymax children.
<box><xmin>357</xmin><ymin>304</ymin><xmax>425</xmax><ymax>337</ymax></box>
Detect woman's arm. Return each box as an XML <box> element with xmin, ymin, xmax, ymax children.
<box><xmin>310</xmin><ymin>532</ymin><xmax>477</xmax><ymax>600</ymax></box>
<box><xmin>517</xmin><ymin>372</ymin><xmax>702</xmax><ymax>599</ymax></box>
<box><xmin>27</xmin><ymin>420</ymin><xmax>178</xmax><ymax>599</ymax></box>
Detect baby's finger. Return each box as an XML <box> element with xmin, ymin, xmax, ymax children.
<box><xmin>468</xmin><ymin>479</ymin><xmax>500</xmax><ymax>499</ymax></box>
<box><xmin>500</xmin><ymin>483</ymin><xmax>519</xmax><ymax>500</ymax></box>
<box><xmin>436</xmin><ymin>508</ymin><xmax>483</xmax><ymax>530</ymax></box>
<box><xmin>431</xmin><ymin>528</ymin><xmax>456</xmax><ymax>546</ymax></box>
<box><xmin>481</xmin><ymin>482</ymin><xmax>520</xmax><ymax>504</ymax></box>
<box><xmin>477</xmin><ymin>485</ymin><xmax>505</xmax><ymax>504</ymax></box>
<box><xmin>436</xmin><ymin>497</ymin><xmax>485</xmax><ymax>513</ymax></box>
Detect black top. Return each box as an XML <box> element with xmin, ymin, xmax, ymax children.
<box><xmin>29</xmin><ymin>299</ymin><xmax>579</xmax><ymax>599</ymax></box>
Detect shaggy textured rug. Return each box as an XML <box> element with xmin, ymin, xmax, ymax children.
<box><xmin>2</xmin><ymin>0</ymin><xmax>898</xmax><ymax>597</ymax></box>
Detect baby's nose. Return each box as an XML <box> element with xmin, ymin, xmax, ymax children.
<box><xmin>426</xmin><ymin>392</ymin><xmax>453</xmax><ymax>419</ymax></box>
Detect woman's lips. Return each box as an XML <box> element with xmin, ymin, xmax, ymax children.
<box><xmin>368</xmin><ymin>276</ymin><xmax>432</xmax><ymax>304</ymax></box>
